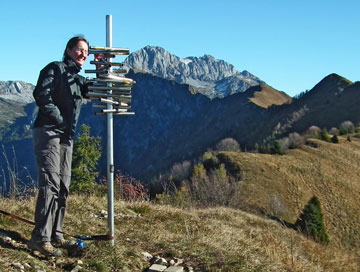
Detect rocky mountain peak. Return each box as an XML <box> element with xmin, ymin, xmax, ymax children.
<box><xmin>0</xmin><ymin>81</ymin><xmax>34</xmax><ymax>104</ymax></box>
<box><xmin>124</xmin><ymin>46</ymin><xmax>263</xmax><ymax>98</ymax></box>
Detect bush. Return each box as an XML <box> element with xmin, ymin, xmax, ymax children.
<box><xmin>331</xmin><ymin>135</ymin><xmax>339</xmax><ymax>143</ymax></box>
<box><xmin>306</xmin><ymin>126</ymin><xmax>321</xmax><ymax>139</ymax></box>
<box><xmin>339</xmin><ymin>121</ymin><xmax>355</xmax><ymax>135</ymax></box>
<box><xmin>329</xmin><ymin>127</ymin><xmax>339</xmax><ymax>136</ymax></box>
<box><xmin>295</xmin><ymin>196</ymin><xmax>329</xmax><ymax>245</ymax></box>
<box><xmin>320</xmin><ymin>128</ymin><xmax>331</xmax><ymax>142</ymax></box>
<box><xmin>258</xmin><ymin>143</ymin><xmax>272</xmax><ymax>154</ymax></box>
<box><xmin>113</xmin><ymin>173</ymin><xmax>148</xmax><ymax>201</ymax></box>
<box><xmin>202</xmin><ymin>151</ymin><xmax>220</xmax><ymax>171</ymax></box>
<box><xmin>215</xmin><ymin>138</ymin><xmax>241</xmax><ymax>152</ymax></box>
<box><xmin>187</xmin><ymin>163</ymin><xmax>237</xmax><ymax>207</ymax></box>
<box><xmin>288</xmin><ymin>132</ymin><xmax>304</xmax><ymax>149</ymax></box>
<box><xmin>170</xmin><ymin>160</ymin><xmax>192</xmax><ymax>184</ymax></box>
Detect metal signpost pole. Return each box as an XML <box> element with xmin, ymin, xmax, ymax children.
<box><xmin>85</xmin><ymin>15</ymin><xmax>135</xmax><ymax>246</ymax></box>
<box><xmin>106</xmin><ymin>14</ymin><xmax>115</xmax><ymax>246</ymax></box>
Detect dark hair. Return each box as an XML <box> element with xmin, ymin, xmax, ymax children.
<box><xmin>63</xmin><ymin>36</ymin><xmax>89</xmax><ymax>60</ymax></box>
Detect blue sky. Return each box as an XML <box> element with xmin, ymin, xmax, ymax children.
<box><xmin>1</xmin><ymin>0</ymin><xmax>359</xmax><ymax>97</ymax></box>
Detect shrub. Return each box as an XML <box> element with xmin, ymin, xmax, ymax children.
<box><xmin>113</xmin><ymin>173</ymin><xmax>148</xmax><ymax>201</ymax></box>
<box><xmin>339</xmin><ymin>121</ymin><xmax>355</xmax><ymax>135</ymax></box>
<box><xmin>331</xmin><ymin>135</ymin><xmax>339</xmax><ymax>143</ymax></box>
<box><xmin>259</xmin><ymin>143</ymin><xmax>272</xmax><ymax>154</ymax></box>
<box><xmin>202</xmin><ymin>151</ymin><xmax>220</xmax><ymax>171</ymax></box>
<box><xmin>215</xmin><ymin>138</ymin><xmax>241</xmax><ymax>152</ymax></box>
<box><xmin>170</xmin><ymin>160</ymin><xmax>192</xmax><ymax>184</ymax></box>
<box><xmin>288</xmin><ymin>132</ymin><xmax>304</xmax><ymax>149</ymax></box>
<box><xmin>155</xmin><ymin>180</ymin><xmax>191</xmax><ymax>208</ymax></box>
<box><xmin>306</xmin><ymin>126</ymin><xmax>321</xmax><ymax>139</ymax></box>
<box><xmin>269</xmin><ymin>195</ymin><xmax>287</xmax><ymax>218</ymax></box>
<box><xmin>295</xmin><ymin>196</ymin><xmax>329</xmax><ymax>245</ymax></box>
<box><xmin>320</xmin><ymin>128</ymin><xmax>331</xmax><ymax>142</ymax></box>
<box><xmin>187</xmin><ymin>163</ymin><xmax>237</xmax><ymax>207</ymax></box>
<box><xmin>329</xmin><ymin>127</ymin><xmax>339</xmax><ymax>136</ymax></box>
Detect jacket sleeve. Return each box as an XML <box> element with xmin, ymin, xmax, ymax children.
<box><xmin>79</xmin><ymin>75</ymin><xmax>89</xmax><ymax>98</ymax></box>
<box><xmin>33</xmin><ymin>63</ymin><xmax>64</xmax><ymax>127</ymax></box>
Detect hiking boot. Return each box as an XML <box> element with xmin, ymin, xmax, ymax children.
<box><xmin>28</xmin><ymin>239</ymin><xmax>62</xmax><ymax>257</ymax></box>
<box><xmin>52</xmin><ymin>238</ymin><xmax>76</xmax><ymax>248</ymax></box>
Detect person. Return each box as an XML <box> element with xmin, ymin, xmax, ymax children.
<box><xmin>28</xmin><ymin>36</ymin><xmax>91</xmax><ymax>256</ymax></box>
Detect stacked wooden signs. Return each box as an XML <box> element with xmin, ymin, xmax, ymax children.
<box><xmin>85</xmin><ymin>46</ymin><xmax>135</xmax><ymax>116</ymax></box>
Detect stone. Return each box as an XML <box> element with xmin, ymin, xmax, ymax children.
<box><xmin>148</xmin><ymin>264</ymin><xmax>167</xmax><ymax>272</ymax></box>
<box><xmin>71</xmin><ymin>265</ymin><xmax>83</xmax><ymax>272</ymax></box>
<box><xmin>142</xmin><ymin>251</ymin><xmax>153</xmax><ymax>260</ymax></box>
<box><xmin>56</xmin><ymin>258</ymin><xmax>65</xmax><ymax>265</ymax></box>
<box><xmin>11</xmin><ymin>263</ymin><xmax>24</xmax><ymax>270</ymax></box>
<box><xmin>155</xmin><ymin>257</ymin><xmax>168</xmax><ymax>265</ymax></box>
<box><xmin>165</xmin><ymin>266</ymin><xmax>184</xmax><ymax>272</ymax></box>
<box><xmin>173</xmin><ymin>258</ymin><xmax>184</xmax><ymax>266</ymax></box>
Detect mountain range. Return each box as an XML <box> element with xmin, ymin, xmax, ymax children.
<box><xmin>123</xmin><ymin>45</ymin><xmax>264</xmax><ymax>98</ymax></box>
<box><xmin>0</xmin><ymin>46</ymin><xmax>359</xmax><ymax>185</ymax></box>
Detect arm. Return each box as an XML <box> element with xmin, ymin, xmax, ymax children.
<box><xmin>33</xmin><ymin>63</ymin><xmax>64</xmax><ymax>128</ymax></box>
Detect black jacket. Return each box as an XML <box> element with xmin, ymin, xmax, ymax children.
<box><xmin>33</xmin><ymin>56</ymin><xmax>88</xmax><ymax>138</ymax></box>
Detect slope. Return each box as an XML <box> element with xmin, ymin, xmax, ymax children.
<box><xmin>246</xmin><ymin>83</ymin><xmax>292</xmax><ymax>108</ymax></box>
<box><xmin>0</xmin><ymin>193</ymin><xmax>359</xmax><ymax>271</ymax></box>
<box><xmin>269</xmin><ymin>74</ymin><xmax>360</xmax><ymax>137</ymax></box>
<box><xmin>217</xmin><ymin>135</ymin><xmax>360</xmax><ymax>251</ymax></box>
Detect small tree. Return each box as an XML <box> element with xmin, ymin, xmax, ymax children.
<box><xmin>271</xmin><ymin>140</ymin><xmax>285</xmax><ymax>155</ymax></box>
<box><xmin>331</xmin><ymin>134</ymin><xmax>339</xmax><ymax>143</ymax></box>
<box><xmin>320</xmin><ymin>128</ymin><xmax>331</xmax><ymax>142</ymax></box>
<box><xmin>295</xmin><ymin>196</ymin><xmax>329</xmax><ymax>245</ymax></box>
<box><xmin>71</xmin><ymin>124</ymin><xmax>102</xmax><ymax>194</ymax></box>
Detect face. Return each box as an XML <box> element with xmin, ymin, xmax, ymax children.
<box><xmin>66</xmin><ymin>40</ymin><xmax>89</xmax><ymax>66</ymax></box>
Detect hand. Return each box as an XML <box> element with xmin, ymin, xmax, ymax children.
<box><xmin>94</xmin><ymin>53</ymin><xmax>104</xmax><ymax>62</ymax></box>
<box><xmin>94</xmin><ymin>54</ymin><xmax>105</xmax><ymax>70</ymax></box>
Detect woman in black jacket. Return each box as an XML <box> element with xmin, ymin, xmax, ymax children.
<box><xmin>28</xmin><ymin>36</ymin><xmax>90</xmax><ymax>256</ymax></box>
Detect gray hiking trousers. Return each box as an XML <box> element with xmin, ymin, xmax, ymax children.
<box><xmin>31</xmin><ymin>127</ymin><xmax>73</xmax><ymax>242</ymax></box>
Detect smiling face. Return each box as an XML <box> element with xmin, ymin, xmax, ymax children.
<box><xmin>66</xmin><ymin>40</ymin><xmax>89</xmax><ymax>66</ymax></box>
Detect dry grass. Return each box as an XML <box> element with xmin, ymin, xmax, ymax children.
<box><xmin>218</xmin><ymin>135</ymin><xmax>360</xmax><ymax>251</ymax></box>
<box><xmin>0</xmin><ymin>193</ymin><xmax>359</xmax><ymax>271</ymax></box>
<box><xmin>248</xmin><ymin>84</ymin><xmax>292</xmax><ymax>108</ymax></box>
<box><xmin>1</xmin><ymin>135</ymin><xmax>360</xmax><ymax>271</ymax></box>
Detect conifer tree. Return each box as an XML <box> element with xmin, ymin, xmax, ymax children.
<box><xmin>70</xmin><ymin>124</ymin><xmax>102</xmax><ymax>193</ymax></box>
<box><xmin>320</xmin><ymin>128</ymin><xmax>331</xmax><ymax>142</ymax></box>
<box><xmin>295</xmin><ymin>196</ymin><xmax>329</xmax><ymax>245</ymax></box>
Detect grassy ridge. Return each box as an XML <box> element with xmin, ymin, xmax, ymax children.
<box><xmin>217</xmin><ymin>136</ymin><xmax>360</xmax><ymax>250</ymax></box>
<box><xmin>0</xmin><ymin>135</ymin><xmax>360</xmax><ymax>271</ymax></box>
